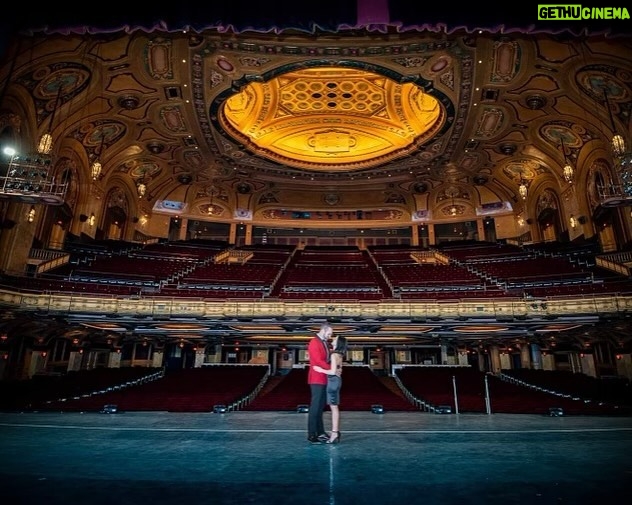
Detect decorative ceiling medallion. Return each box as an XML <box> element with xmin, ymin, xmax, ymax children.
<box><xmin>324</xmin><ymin>193</ymin><xmax>340</xmax><ymax>206</ymax></box>
<box><xmin>219</xmin><ymin>66</ymin><xmax>443</xmax><ymax>171</ymax></box>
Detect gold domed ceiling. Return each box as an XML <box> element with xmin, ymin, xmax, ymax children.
<box><xmin>220</xmin><ymin>67</ymin><xmax>442</xmax><ymax>171</ymax></box>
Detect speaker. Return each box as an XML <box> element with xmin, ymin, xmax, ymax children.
<box><xmin>548</xmin><ymin>407</ymin><xmax>564</xmax><ymax>417</ymax></box>
<box><xmin>434</xmin><ymin>405</ymin><xmax>452</xmax><ymax>414</ymax></box>
<box><xmin>371</xmin><ymin>404</ymin><xmax>384</xmax><ymax>414</ymax></box>
<box><xmin>213</xmin><ymin>404</ymin><xmax>227</xmax><ymax>413</ymax></box>
<box><xmin>296</xmin><ymin>404</ymin><xmax>309</xmax><ymax>413</ymax></box>
<box><xmin>101</xmin><ymin>404</ymin><xmax>118</xmax><ymax>414</ymax></box>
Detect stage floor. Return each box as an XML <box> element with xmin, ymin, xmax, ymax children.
<box><xmin>0</xmin><ymin>410</ymin><xmax>631</xmax><ymax>505</ymax></box>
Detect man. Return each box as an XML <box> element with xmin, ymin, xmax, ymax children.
<box><xmin>307</xmin><ymin>322</ymin><xmax>335</xmax><ymax>444</ymax></box>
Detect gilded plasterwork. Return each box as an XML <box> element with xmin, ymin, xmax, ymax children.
<box><xmin>220</xmin><ymin>67</ymin><xmax>442</xmax><ymax>171</ymax></box>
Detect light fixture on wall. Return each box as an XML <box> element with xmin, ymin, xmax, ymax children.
<box><xmin>560</xmin><ymin>137</ymin><xmax>574</xmax><ymax>183</ymax></box>
<box><xmin>88</xmin><ymin>212</ymin><xmax>95</xmax><ymax>227</ymax></box>
<box><xmin>569</xmin><ymin>214</ymin><xmax>577</xmax><ymax>228</ymax></box>
<box><xmin>27</xmin><ymin>205</ymin><xmax>35</xmax><ymax>222</ymax></box>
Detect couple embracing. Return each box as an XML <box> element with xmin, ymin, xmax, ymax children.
<box><xmin>307</xmin><ymin>322</ymin><xmax>347</xmax><ymax>445</ymax></box>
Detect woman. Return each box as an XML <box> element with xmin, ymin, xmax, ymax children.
<box><xmin>313</xmin><ymin>335</ymin><xmax>347</xmax><ymax>444</ymax></box>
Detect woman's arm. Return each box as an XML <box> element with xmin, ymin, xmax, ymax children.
<box><xmin>313</xmin><ymin>354</ymin><xmax>339</xmax><ymax>375</ymax></box>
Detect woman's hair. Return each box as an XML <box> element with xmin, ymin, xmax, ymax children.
<box><xmin>333</xmin><ymin>335</ymin><xmax>348</xmax><ymax>354</ymax></box>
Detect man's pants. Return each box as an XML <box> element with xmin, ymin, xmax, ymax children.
<box><xmin>308</xmin><ymin>383</ymin><xmax>327</xmax><ymax>436</ymax></box>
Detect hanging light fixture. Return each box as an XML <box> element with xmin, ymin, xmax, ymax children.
<box><xmin>518</xmin><ymin>172</ymin><xmax>528</xmax><ymax>200</ymax></box>
<box><xmin>560</xmin><ymin>137</ymin><xmax>574</xmax><ymax>183</ymax></box>
<box><xmin>597</xmin><ymin>86</ymin><xmax>632</xmax><ymax>206</ymax></box>
<box><xmin>137</xmin><ymin>180</ymin><xmax>147</xmax><ymax>198</ymax></box>
<box><xmin>91</xmin><ymin>132</ymin><xmax>105</xmax><ymax>181</ymax></box>
<box><xmin>604</xmin><ymin>88</ymin><xmax>627</xmax><ymax>158</ymax></box>
<box><xmin>37</xmin><ymin>86</ymin><xmax>63</xmax><ymax>155</ymax></box>
<box><xmin>450</xmin><ymin>197</ymin><xmax>457</xmax><ymax>216</ymax></box>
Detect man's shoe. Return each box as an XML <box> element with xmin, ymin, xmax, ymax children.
<box><xmin>307</xmin><ymin>436</ymin><xmax>323</xmax><ymax>444</ymax></box>
<box><xmin>317</xmin><ymin>433</ymin><xmax>330</xmax><ymax>442</ymax></box>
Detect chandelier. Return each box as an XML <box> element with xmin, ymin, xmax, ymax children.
<box><xmin>137</xmin><ymin>181</ymin><xmax>147</xmax><ymax>198</ymax></box>
<box><xmin>560</xmin><ymin>137</ymin><xmax>574</xmax><ymax>184</ymax></box>
<box><xmin>518</xmin><ymin>174</ymin><xmax>528</xmax><ymax>200</ymax></box>
<box><xmin>91</xmin><ymin>134</ymin><xmax>105</xmax><ymax>181</ymax></box>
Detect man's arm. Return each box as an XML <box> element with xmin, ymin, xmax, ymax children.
<box><xmin>308</xmin><ymin>338</ymin><xmax>330</xmax><ymax>370</ymax></box>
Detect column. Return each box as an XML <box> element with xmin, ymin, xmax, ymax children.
<box><xmin>530</xmin><ymin>343</ymin><xmax>542</xmax><ymax>370</ymax></box>
<box><xmin>411</xmin><ymin>224</ymin><xmax>419</xmax><ymax>246</ymax></box>
<box><xmin>244</xmin><ymin>223</ymin><xmax>253</xmax><ymax>245</ymax></box>
<box><xmin>178</xmin><ymin>218</ymin><xmax>188</xmax><ymax>241</ymax></box>
<box><xmin>477</xmin><ymin>218</ymin><xmax>485</xmax><ymax>240</ymax></box>
<box><xmin>489</xmin><ymin>345</ymin><xmax>501</xmax><ymax>374</ymax></box>
<box><xmin>427</xmin><ymin>223</ymin><xmax>436</xmax><ymax>246</ymax></box>
<box><xmin>229</xmin><ymin>223</ymin><xmax>237</xmax><ymax>244</ymax></box>
<box><xmin>520</xmin><ymin>343</ymin><xmax>531</xmax><ymax>369</ymax></box>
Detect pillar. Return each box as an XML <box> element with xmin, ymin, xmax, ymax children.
<box><xmin>411</xmin><ymin>224</ymin><xmax>419</xmax><ymax>246</ymax></box>
<box><xmin>489</xmin><ymin>345</ymin><xmax>501</xmax><ymax>374</ymax></box>
<box><xmin>530</xmin><ymin>343</ymin><xmax>542</xmax><ymax>370</ymax></box>
<box><xmin>427</xmin><ymin>223</ymin><xmax>436</xmax><ymax>246</ymax></box>
<box><xmin>229</xmin><ymin>222</ymin><xmax>237</xmax><ymax>244</ymax></box>
<box><xmin>520</xmin><ymin>343</ymin><xmax>531</xmax><ymax>369</ymax></box>
<box><xmin>477</xmin><ymin>218</ymin><xmax>485</xmax><ymax>241</ymax></box>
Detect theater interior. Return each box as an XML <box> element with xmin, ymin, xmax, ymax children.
<box><xmin>0</xmin><ymin>3</ymin><xmax>632</xmax><ymax>389</ymax></box>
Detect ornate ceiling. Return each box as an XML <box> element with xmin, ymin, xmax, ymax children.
<box><xmin>1</xmin><ymin>8</ymin><xmax>632</xmax><ymax>352</ymax></box>
<box><xmin>1</xmin><ymin>24</ymin><xmax>630</xmax><ymax>229</ymax></box>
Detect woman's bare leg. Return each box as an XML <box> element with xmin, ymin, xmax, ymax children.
<box><xmin>330</xmin><ymin>405</ymin><xmax>340</xmax><ymax>441</ymax></box>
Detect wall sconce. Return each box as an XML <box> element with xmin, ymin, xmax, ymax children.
<box><xmin>27</xmin><ymin>206</ymin><xmax>36</xmax><ymax>223</ymax></box>
<box><xmin>89</xmin><ymin>213</ymin><xmax>95</xmax><ymax>227</ymax></box>
<box><xmin>569</xmin><ymin>215</ymin><xmax>577</xmax><ymax>228</ymax></box>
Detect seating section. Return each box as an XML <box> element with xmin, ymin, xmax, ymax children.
<box><xmin>2</xmin><ymin>365</ymin><xmax>629</xmax><ymax>415</ymax></box>
<box><xmin>28</xmin><ymin>366</ymin><xmax>269</xmax><ymax>413</ymax></box>
<box><xmin>0</xmin><ymin>367</ymin><xmax>162</xmax><ymax>411</ymax></box>
<box><xmin>244</xmin><ymin>366</ymin><xmax>418</xmax><ymax>411</ymax></box>
<box><xmin>158</xmin><ymin>244</ymin><xmax>293</xmax><ymax>298</ymax></box>
<box><xmin>501</xmin><ymin>368</ymin><xmax>632</xmax><ymax>409</ymax></box>
<box><xmin>5</xmin><ymin>239</ymin><xmax>632</xmax><ymax>300</ymax></box>
<box><xmin>395</xmin><ymin>366</ymin><xmax>630</xmax><ymax>415</ymax></box>
<box><xmin>272</xmin><ymin>246</ymin><xmax>389</xmax><ymax>300</ymax></box>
